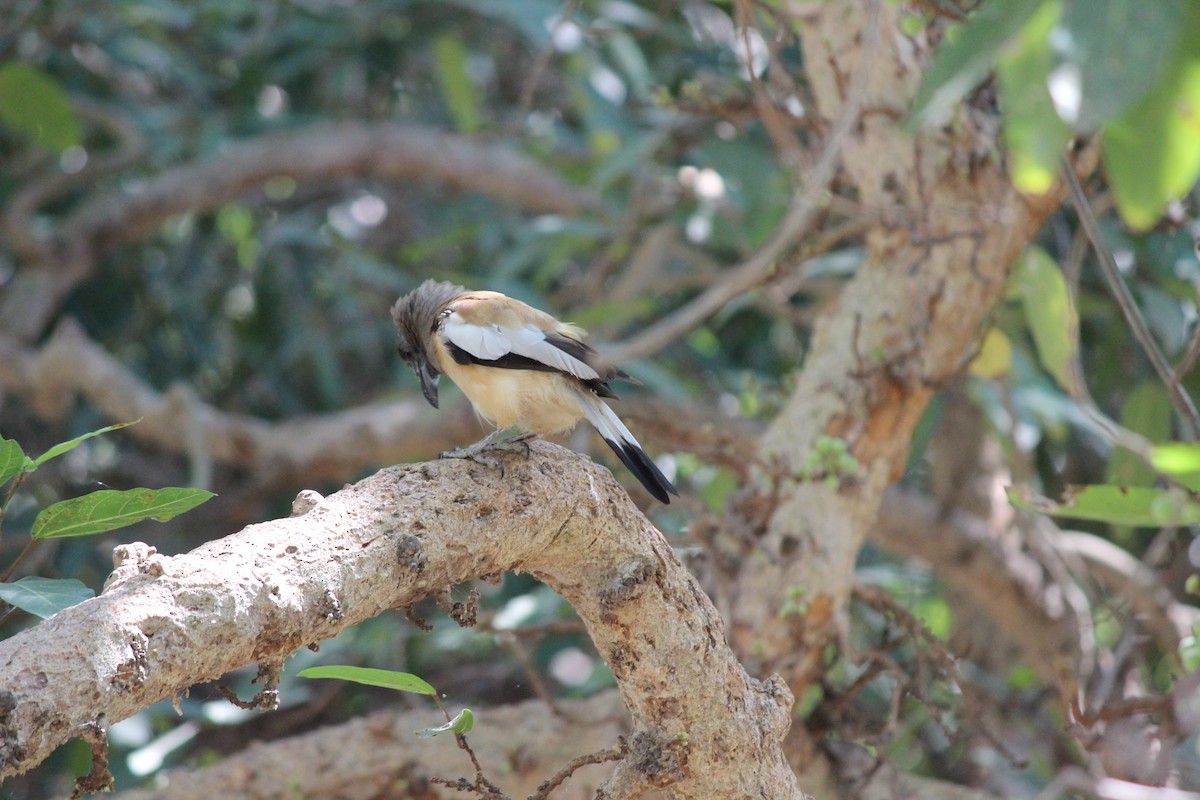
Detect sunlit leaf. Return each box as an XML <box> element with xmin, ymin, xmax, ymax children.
<box><xmin>297</xmin><ymin>665</ymin><xmax>437</xmax><ymax>695</ymax></box>
<box><xmin>1015</xmin><ymin>246</ymin><xmax>1076</xmax><ymax>388</ymax></box>
<box><xmin>29</xmin><ymin>420</ymin><xmax>142</xmax><ymax>470</ymax></box>
<box><xmin>0</xmin><ymin>63</ymin><xmax>81</xmax><ymax>151</ymax></box>
<box><xmin>1150</xmin><ymin>442</ymin><xmax>1200</xmax><ymax>491</ymax></box>
<box><xmin>1102</xmin><ymin>2</ymin><xmax>1200</xmax><ymax>229</ymax></box>
<box><xmin>997</xmin><ymin>0</ymin><xmax>1070</xmax><ymax>194</ymax></box>
<box><xmin>416</xmin><ymin>708</ymin><xmax>474</xmax><ymax>737</ymax></box>
<box><xmin>0</xmin><ymin>436</ymin><xmax>26</xmax><ymax>487</ymax></box>
<box><xmin>31</xmin><ymin>487</ymin><xmax>214</xmax><ymax>539</ymax></box>
<box><xmin>1008</xmin><ymin>484</ymin><xmax>1200</xmax><ymax>526</ymax></box>
<box><xmin>910</xmin><ymin>0</ymin><xmax>1048</xmax><ymax>126</ymax></box>
<box><xmin>1059</xmin><ymin>0</ymin><xmax>1181</xmax><ymax>129</ymax></box>
<box><xmin>0</xmin><ymin>577</ymin><xmax>93</xmax><ymax>619</ymax></box>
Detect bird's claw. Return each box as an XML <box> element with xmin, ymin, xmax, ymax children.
<box><xmin>438</xmin><ymin>432</ymin><xmax>538</xmax><ymax>472</ymax></box>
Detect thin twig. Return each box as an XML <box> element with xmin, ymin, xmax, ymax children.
<box><xmin>529</xmin><ymin>739</ymin><xmax>626</xmax><ymax>800</ymax></box>
<box><xmin>1060</xmin><ymin>154</ymin><xmax>1200</xmax><ymax>440</ymax></box>
<box><xmin>605</xmin><ymin>0</ymin><xmax>882</xmax><ymax>365</ymax></box>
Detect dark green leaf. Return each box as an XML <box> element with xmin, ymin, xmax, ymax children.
<box><xmin>997</xmin><ymin>1</ymin><xmax>1071</xmax><ymax>193</ymax></box>
<box><xmin>416</xmin><ymin>708</ymin><xmax>474</xmax><ymax>737</ymax></box>
<box><xmin>297</xmin><ymin>665</ymin><xmax>437</xmax><ymax>695</ymax></box>
<box><xmin>1015</xmin><ymin>246</ymin><xmax>1077</xmax><ymax>388</ymax></box>
<box><xmin>30</xmin><ymin>420</ymin><xmax>142</xmax><ymax>470</ymax></box>
<box><xmin>1102</xmin><ymin>2</ymin><xmax>1200</xmax><ymax>229</ymax></box>
<box><xmin>910</xmin><ymin>0</ymin><xmax>1049</xmax><ymax>126</ymax></box>
<box><xmin>1008</xmin><ymin>484</ymin><xmax>1200</xmax><ymax>526</ymax></box>
<box><xmin>0</xmin><ymin>436</ymin><xmax>26</xmax><ymax>487</ymax></box>
<box><xmin>0</xmin><ymin>63</ymin><xmax>81</xmax><ymax>151</ymax></box>
<box><xmin>0</xmin><ymin>577</ymin><xmax>93</xmax><ymax>618</ymax></box>
<box><xmin>1060</xmin><ymin>0</ymin><xmax>1181</xmax><ymax>129</ymax></box>
<box><xmin>31</xmin><ymin>487</ymin><xmax>214</xmax><ymax>539</ymax></box>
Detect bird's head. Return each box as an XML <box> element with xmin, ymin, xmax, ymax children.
<box><xmin>391</xmin><ymin>280</ymin><xmax>465</xmax><ymax>408</ymax></box>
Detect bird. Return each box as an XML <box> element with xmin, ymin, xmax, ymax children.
<box><xmin>391</xmin><ymin>280</ymin><xmax>679</xmax><ymax>504</ymax></box>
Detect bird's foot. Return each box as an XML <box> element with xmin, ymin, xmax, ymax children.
<box><xmin>438</xmin><ymin>431</ymin><xmax>539</xmax><ymax>467</ymax></box>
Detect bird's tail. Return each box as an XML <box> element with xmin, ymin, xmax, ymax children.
<box><xmin>574</xmin><ymin>390</ymin><xmax>679</xmax><ymax>504</ymax></box>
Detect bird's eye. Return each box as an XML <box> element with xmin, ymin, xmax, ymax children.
<box><xmin>397</xmin><ymin>344</ymin><xmax>412</xmax><ymax>360</ymax></box>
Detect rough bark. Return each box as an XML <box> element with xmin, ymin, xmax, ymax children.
<box><xmin>0</xmin><ymin>443</ymin><xmax>800</xmax><ymax>798</ymax></box>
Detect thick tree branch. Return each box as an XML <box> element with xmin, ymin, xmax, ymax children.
<box><xmin>0</xmin><ymin>122</ymin><xmax>597</xmax><ymax>340</ymax></box>
<box><xmin>731</xmin><ymin>0</ymin><xmax>1066</xmax><ymax>687</ymax></box>
<box><xmin>0</xmin><ymin>443</ymin><xmax>800</xmax><ymax>797</ymax></box>
<box><xmin>0</xmin><ymin>319</ymin><xmax>479</xmax><ymax>487</ymax></box>
<box><xmin>112</xmin><ymin>694</ymin><xmax>626</xmax><ymax>800</ymax></box>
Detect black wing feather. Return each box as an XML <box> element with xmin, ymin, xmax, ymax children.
<box><xmin>447</xmin><ymin>342</ymin><xmax>621</xmax><ymax>399</ymax></box>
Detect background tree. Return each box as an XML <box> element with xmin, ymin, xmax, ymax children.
<box><xmin>1</xmin><ymin>0</ymin><xmax>1199</xmax><ymax>798</ymax></box>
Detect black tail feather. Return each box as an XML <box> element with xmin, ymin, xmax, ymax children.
<box><xmin>602</xmin><ymin>437</ymin><xmax>679</xmax><ymax>504</ymax></box>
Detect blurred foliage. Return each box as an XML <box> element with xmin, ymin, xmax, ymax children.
<box><xmin>1</xmin><ymin>0</ymin><xmax>1200</xmax><ymax>797</ymax></box>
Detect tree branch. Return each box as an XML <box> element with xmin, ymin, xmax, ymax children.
<box><xmin>111</xmin><ymin>694</ymin><xmax>626</xmax><ymax>800</ymax></box>
<box><xmin>0</xmin><ymin>122</ymin><xmax>597</xmax><ymax>341</ymax></box>
<box><xmin>0</xmin><ymin>319</ymin><xmax>480</xmax><ymax>488</ymax></box>
<box><xmin>0</xmin><ymin>443</ymin><xmax>801</xmax><ymax>797</ymax></box>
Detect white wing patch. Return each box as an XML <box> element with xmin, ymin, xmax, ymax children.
<box><xmin>441</xmin><ymin>312</ymin><xmax>601</xmax><ymax>380</ymax></box>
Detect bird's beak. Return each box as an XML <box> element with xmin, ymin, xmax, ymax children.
<box><xmin>417</xmin><ymin>361</ymin><xmax>441</xmax><ymax>408</ymax></box>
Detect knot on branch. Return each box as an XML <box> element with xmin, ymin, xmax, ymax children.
<box><xmin>111</xmin><ymin>634</ymin><xmax>150</xmax><ymax>692</ymax></box>
<box><xmin>396</xmin><ymin>533</ymin><xmax>427</xmax><ymax>574</ymax></box>
<box><xmin>0</xmin><ymin>691</ymin><xmax>25</xmax><ymax>771</ymax></box>
<box><xmin>628</xmin><ymin>728</ymin><xmax>689</xmax><ymax>788</ymax></box>
<box><xmin>754</xmin><ymin>673</ymin><xmax>796</xmax><ymax>739</ymax></box>
<box><xmin>291</xmin><ymin>489</ymin><xmax>324</xmax><ymax>516</ymax></box>
<box><xmin>103</xmin><ymin>542</ymin><xmax>165</xmax><ymax>592</ymax></box>
<box><xmin>599</xmin><ymin>558</ymin><xmax>660</xmax><ymax>610</ymax></box>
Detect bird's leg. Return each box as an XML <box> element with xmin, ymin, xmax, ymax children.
<box><xmin>438</xmin><ymin>430</ymin><xmax>541</xmax><ymax>465</ymax></box>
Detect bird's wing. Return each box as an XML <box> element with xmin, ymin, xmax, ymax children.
<box><xmin>441</xmin><ymin>312</ymin><xmax>602</xmax><ymax>381</ymax></box>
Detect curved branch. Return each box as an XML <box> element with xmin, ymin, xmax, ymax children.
<box><xmin>112</xmin><ymin>694</ymin><xmax>627</xmax><ymax>800</ymax></box>
<box><xmin>0</xmin><ymin>122</ymin><xmax>597</xmax><ymax>340</ymax></box>
<box><xmin>0</xmin><ymin>320</ymin><xmax>480</xmax><ymax>488</ymax></box>
<box><xmin>0</xmin><ymin>443</ymin><xmax>801</xmax><ymax>797</ymax></box>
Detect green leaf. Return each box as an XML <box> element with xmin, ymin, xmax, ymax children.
<box><xmin>1150</xmin><ymin>442</ymin><xmax>1200</xmax><ymax>491</ymax></box>
<box><xmin>1106</xmin><ymin>383</ymin><xmax>1172</xmax><ymax>487</ymax></box>
<box><xmin>416</xmin><ymin>708</ymin><xmax>474</xmax><ymax>738</ymax></box>
<box><xmin>997</xmin><ymin>0</ymin><xmax>1071</xmax><ymax>194</ymax></box>
<box><xmin>910</xmin><ymin>0</ymin><xmax>1049</xmax><ymax>126</ymax></box>
<box><xmin>31</xmin><ymin>487</ymin><xmax>214</xmax><ymax>539</ymax></box>
<box><xmin>433</xmin><ymin>33</ymin><xmax>481</xmax><ymax>133</ymax></box>
<box><xmin>297</xmin><ymin>666</ymin><xmax>437</xmax><ymax>695</ymax></box>
<box><xmin>1008</xmin><ymin>484</ymin><xmax>1200</xmax><ymax>526</ymax></box>
<box><xmin>1059</xmin><ymin>0</ymin><xmax>1181</xmax><ymax>129</ymax></box>
<box><xmin>29</xmin><ymin>420</ymin><xmax>142</xmax><ymax>470</ymax></box>
<box><xmin>1015</xmin><ymin>245</ymin><xmax>1077</xmax><ymax>388</ymax></box>
<box><xmin>0</xmin><ymin>436</ymin><xmax>26</xmax><ymax>487</ymax></box>
<box><xmin>0</xmin><ymin>577</ymin><xmax>93</xmax><ymax>619</ymax></box>
<box><xmin>0</xmin><ymin>63</ymin><xmax>81</xmax><ymax>151</ymax></box>
<box><xmin>1102</xmin><ymin>1</ymin><xmax>1200</xmax><ymax>229</ymax></box>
